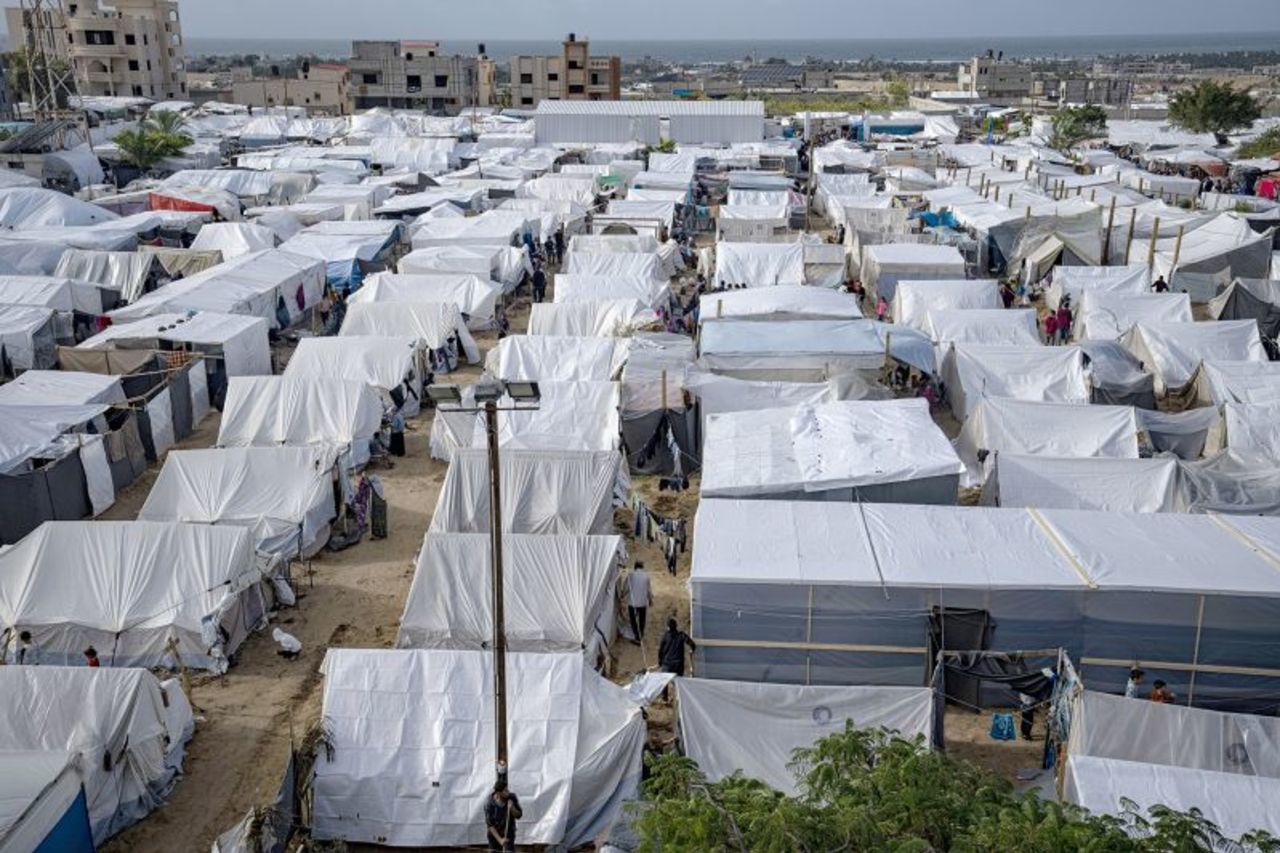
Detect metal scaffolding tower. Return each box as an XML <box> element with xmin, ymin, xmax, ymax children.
<box><xmin>16</xmin><ymin>0</ymin><xmax>82</xmax><ymax>120</ymax></box>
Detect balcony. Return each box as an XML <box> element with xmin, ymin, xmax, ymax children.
<box><xmin>69</xmin><ymin>43</ymin><xmax>126</xmax><ymax>59</ymax></box>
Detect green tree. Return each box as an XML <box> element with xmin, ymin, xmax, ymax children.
<box><xmin>4</xmin><ymin>50</ymin><xmax>73</xmax><ymax>110</ymax></box>
<box><xmin>1236</xmin><ymin>127</ymin><xmax>1280</xmax><ymax>160</ymax></box>
<box><xmin>1168</xmin><ymin>80</ymin><xmax>1262</xmax><ymax>146</ymax></box>
<box><xmin>633</xmin><ymin>724</ymin><xmax>1280</xmax><ymax>852</ymax></box>
<box><xmin>1049</xmin><ymin>104</ymin><xmax>1108</xmax><ymax>153</ymax></box>
<box><xmin>886</xmin><ymin>79</ymin><xmax>910</xmax><ymax>109</ymax></box>
<box><xmin>112</xmin><ymin>128</ymin><xmax>168</xmax><ymax>170</ymax></box>
<box><xmin>141</xmin><ymin>110</ymin><xmax>193</xmax><ymax>154</ymax></box>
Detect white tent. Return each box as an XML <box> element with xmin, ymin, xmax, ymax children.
<box><xmin>339</xmin><ymin>302</ymin><xmax>479</xmax><ymax>364</ymax></box>
<box><xmin>528</xmin><ymin>300</ymin><xmax>657</xmax><ymax>337</ymax></box>
<box><xmin>1124</xmin><ymin>320</ymin><xmax>1266</xmax><ymax>393</ymax></box>
<box><xmin>892</xmin><ymin>280</ymin><xmax>999</xmax><ymax>330</ymax></box>
<box><xmin>0</xmin><ymin>304</ymin><xmax>56</xmax><ymax>370</ymax></box>
<box><xmin>486</xmin><ymin>335</ymin><xmax>624</xmax><ymax>382</ymax></box>
<box><xmin>0</xmin><ymin>751</ymin><xmax>93</xmax><ymax>852</ymax></box>
<box><xmin>553</xmin><ymin>273</ymin><xmax>670</xmax><ymax>309</ymax></box>
<box><xmin>139</xmin><ymin>446</ymin><xmax>338</xmax><ymax>559</ymax></box>
<box><xmin>0</xmin><ymin>521</ymin><xmax>269</xmax><ymax>671</ymax></box>
<box><xmin>944</xmin><ymin>345</ymin><xmax>1091</xmax><ymax>422</ymax></box>
<box><xmin>79</xmin><ymin>311</ymin><xmax>272</xmax><ymax>377</ymax></box>
<box><xmin>351</xmin><ymin>271</ymin><xmax>503</xmax><ymax>330</ymax></box>
<box><xmin>312</xmin><ymin>649</ymin><xmax>643</xmax><ymax>848</ymax></box>
<box><xmin>430</xmin><ymin>381</ymin><xmax>621</xmax><ymax>460</ymax></box>
<box><xmin>924</xmin><ymin>309</ymin><xmax>1040</xmax><ymax>347</ymax></box>
<box><xmin>1222</xmin><ymin>402</ymin><xmax>1280</xmax><ymax>462</ymax></box>
<box><xmin>988</xmin><ymin>455</ymin><xmax>1180</xmax><ymax>513</ymax></box>
<box><xmin>860</xmin><ymin>244</ymin><xmax>966</xmax><ymax>303</ymax></box>
<box><xmin>429</xmin><ymin>449</ymin><xmax>625</xmax><ymax>535</ymax></box>
<box><xmin>52</xmin><ymin>249</ymin><xmax>157</xmax><ymax>305</ymax></box>
<box><xmin>1197</xmin><ymin>360</ymin><xmax>1280</xmax><ymax>405</ymax></box>
<box><xmin>1075</xmin><ymin>291</ymin><xmax>1192</xmax><ymax>341</ymax></box>
<box><xmin>397</xmin><ymin>533</ymin><xmax>621</xmax><ymax>658</ymax></box>
<box><xmin>285</xmin><ymin>336</ymin><xmax>424</xmax><ymax>416</ymax></box>
<box><xmin>0</xmin><ymin>667</ymin><xmax>192</xmax><ymax>845</ymax></box>
<box><xmin>0</xmin><ymin>274</ymin><xmax>105</xmax><ymax>315</ymax></box>
<box><xmin>677</xmin><ymin>678</ymin><xmax>933</xmax><ymax>795</ymax></box>
<box><xmin>0</xmin><ymin>189</ymin><xmax>119</xmax><ymax>229</ymax></box>
<box><xmin>697</xmin><ymin>285</ymin><xmax>862</xmax><ymax>323</ymax></box>
<box><xmin>217</xmin><ymin>376</ymin><xmax>383</xmax><ymax>470</ymax></box>
<box><xmin>714</xmin><ymin>242</ymin><xmax>805</xmax><ymax>288</ymax></box>
<box><xmin>189</xmin><ymin>222</ymin><xmax>278</xmax><ymax>259</ymax></box>
<box><xmin>1044</xmin><ymin>264</ymin><xmax>1150</xmax><ymax>311</ymax></box>
<box><xmin>1153</xmin><ymin>213</ymin><xmax>1274</xmax><ymax>287</ymax></box>
<box><xmin>0</xmin><ymin>369</ymin><xmax>124</xmax><ymax>407</ymax></box>
<box><xmin>410</xmin><ymin>211</ymin><xmax>530</xmax><ymax>249</ymax></box>
<box><xmin>699</xmin><ymin>319</ymin><xmax>935</xmax><ymax>380</ymax></box>
<box><xmin>564</xmin><ymin>252</ymin><xmax>664</xmax><ymax>283</ymax></box>
<box><xmin>955</xmin><ymin>398</ymin><xmax>1140</xmax><ymax>487</ymax></box>
<box><xmin>397</xmin><ymin>245</ymin><xmax>529</xmax><ymax>290</ymax></box>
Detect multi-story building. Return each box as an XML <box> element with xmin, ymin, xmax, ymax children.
<box><xmin>5</xmin><ymin>0</ymin><xmax>187</xmax><ymax>100</ymax></box>
<box><xmin>958</xmin><ymin>54</ymin><xmax>1033</xmax><ymax>101</ymax></box>
<box><xmin>509</xmin><ymin>34</ymin><xmax>620</xmax><ymax>108</ymax></box>
<box><xmin>231</xmin><ymin>64</ymin><xmax>351</xmax><ymax>115</ymax></box>
<box><xmin>1058</xmin><ymin>77</ymin><xmax>1133</xmax><ymax>108</ymax></box>
<box><xmin>348</xmin><ymin>40</ymin><xmax>486</xmax><ymax>113</ymax></box>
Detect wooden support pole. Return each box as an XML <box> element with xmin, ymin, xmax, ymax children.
<box><xmin>660</xmin><ymin>369</ymin><xmax>668</xmax><ymax>412</ymax></box>
<box><xmin>1102</xmin><ymin>197</ymin><xmax>1117</xmax><ymax>265</ymax></box>
<box><xmin>1124</xmin><ymin>208</ymin><xmax>1137</xmax><ymax>265</ymax></box>
<box><xmin>1171</xmin><ymin>224</ymin><xmax>1186</xmax><ymax>271</ymax></box>
<box><xmin>1146</xmin><ymin>216</ymin><xmax>1161</xmax><ymax>269</ymax></box>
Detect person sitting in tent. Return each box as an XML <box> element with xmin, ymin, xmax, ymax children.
<box><xmin>83</xmin><ymin>647</ymin><xmax>100</xmax><ymax>667</ymax></box>
<box><xmin>1149</xmin><ymin>680</ymin><xmax>1176</xmax><ymax>704</ymax></box>
<box><xmin>485</xmin><ymin>780</ymin><xmax>522</xmax><ymax>852</ymax></box>
<box><xmin>1124</xmin><ymin>667</ymin><xmax>1145</xmax><ymax>698</ymax></box>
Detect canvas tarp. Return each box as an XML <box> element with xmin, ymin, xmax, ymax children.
<box><xmin>1222</xmin><ymin>402</ymin><xmax>1280</xmax><ymax>462</ymax></box>
<box><xmin>988</xmin><ymin>455</ymin><xmax>1180</xmax><ymax>513</ymax></box>
<box><xmin>0</xmin><ymin>521</ymin><xmax>266</xmax><ymax>671</ymax></box>
<box><xmin>0</xmin><ymin>189</ymin><xmax>118</xmax><ymax>229</ymax></box>
<box><xmin>0</xmin><ymin>274</ymin><xmax>104</xmax><ymax>315</ymax></box>
<box><xmin>53</xmin><ymin>250</ymin><xmax>156</xmax><ymax>304</ymax></box>
<box><xmin>0</xmin><ymin>304</ymin><xmax>57</xmax><ymax>370</ymax></box>
<box><xmin>486</xmin><ymin>335</ymin><xmax>625</xmax><ymax>382</ymax></box>
<box><xmin>189</xmin><ymin>223</ymin><xmax>278</xmax><ymax>259</ymax></box>
<box><xmin>564</xmin><ymin>252</ymin><xmax>664</xmax><ymax>284</ymax></box>
<box><xmin>1044</xmin><ymin>264</ymin><xmax>1150</xmax><ymax>312</ymax></box>
<box><xmin>1124</xmin><ymin>320</ymin><xmax>1266</xmax><ymax>393</ymax></box>
<box><xmin>1197</xmin><ymin>360</ymin><xmax>1280</xmax><ymax>405</ymax></box>
<box><xmin>892</xmin><ymin>280</ymin><xmax>999</xmax><ymax>330</ymax></box>
<box><xmin>79</xmin><ymin>311</ymin><xmax>271</xmax><ymax>377</ymax></box>
<box><xmin>1076</xmin><ymin>292</ymin><xmax>1193</xmax><ymax>341</ymax></box>
<box><xmin>285</xmin><ymin>336</ymin><xmax>421</xmax><ymax>413</ymax></box>
<box><xmin>697</xmin><ymin>285</ymin><xmax>862</xmax><ymax>323</ymax></box>
<box><xmin>944</xmin><ymin>345</ymin><xmax>1091</xmax><ymax>422</ymax></box>
<box><xmin>351</xmin><ymin>272</ymin><xmax>503</xmax><ymax>330</ymax></box>
<box><xmin>313</xmin><ymin>649</ymin><xmax>643</xmax><ymax>848</ymax></box>
<box><xmin>528</xmin><ymin>300</ymin><xmax>658</xmax><ymax>337</ymax></box>
<box><xmin>0</xmin><ymin>667</ymin><xmax>191</xmax><ymax>845</ymax></box>
<box><xmin>1208</xmin><ymin>278</ymin><xmax>1280</xmax><ymax>342</ymax></box>
<box><xmin>677</xmin><ymin>678</ymin><xmax>933</xmax><ymax>795</ymax></box>
<box><xmin>925</xmin><ymin>309</ymin><xmax>1040</xmax><ymax>347</ymax></box>
<box><xmin>714</xmin><ymin>242</ymin><xmax>805</xmax><ymax>288</ymax></box>
<box><xmin>396</xmin><ymin>533</ymin><xmax>621</xmax><ymax>654</ymax></box>
<box><xmin>698</xmin><ymin>319</ymin><xmax>935</xmax><ymax>379</ymax></box>
<box><xmin>429</xmin><ymin>449</ymin><xmax>624</xmax><ymax>535</ymax></box>
<box><xmin>339</xmin><ymin>302</ymin><xmax>479</xmax><ymax>363</ymax></box>
<box><xmin>553</xmin><ymin>273</ymin><xmax>670</xmax><ymax>310</ymax></box>
<box><xmin>860</xmin><ymin>244</ymin><xmax>966</xmax><ymax>303</ymax></box>
<box><xmin>139</xmin><ymin>446</ymin><xmax>338</xmax><ymax>560</ymax></box>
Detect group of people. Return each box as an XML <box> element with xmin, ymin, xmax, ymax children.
<box><xmin>3</xmin><ymin>630</ymin><xmax>99</xmax><ymax>667</ymax></box>
<box><xmin>1041</xmin><ymin>297</ymin><xmax>1074</xmax><ymax>344</ymax></box>
<box><xmin>1125</xmin><ymin>667</ymin><xmax>1176</xmax><ymax>704</ymax></box>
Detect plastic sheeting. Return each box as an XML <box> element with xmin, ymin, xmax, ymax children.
<box><xmin>988</xmin><ymin>455</ymin><xmax>1180</xmax><ymax>513</ymax></box>
<box><xmin>528</xmin><ymin>300</ymin><xmax>658</xmax><ymax>337</ymax></box>
<box><xmin>352</xmin><ymin>272</ymin><xmax>503</xmax><ymax>330</ymax></box>
<box><xmin>1124</xmin><ymin>320</ymin><xmax>1265</xmax><ymax>393</ymax></box>
<box><xmin>1044</xmin><ymin>264</ymin><xmax>1150</xmax><ymax>311</ymax></box>
<box><xmin>1223</xmin><ymin>402</ymin><xmax>1280</xmax><ymax>462</ymax></box>
<box><xmin>189</xmin><ymin>223</ymin><xmax>278</xmax><ymax>259</ymax></box>
<box><xmin>0</xmin><ymin>667</ymin><xmax>191</xmax><ymax>845</ymax></box>
<box><xmin>924</xmin><ymin>309</ymin><xmax>1040</xmax><ymax>347</ymax></box>
<box><xmin>486</xmin><ymin>335</ymin><xmax>624</xmax><ymax>382</ymax></box>
<box><xmin>699</xmin><ymin>319</ymin><xmax>935</xmax><ymax>379</ymax></box>
<box><xmin>714</xmin><ymin>242</ymin><xmax>805</xmax><ymax>288</ymax></box>
<box><xmin>1197</xmin><ymin>360</ymin><xmax>1280</xmax><ymax>405</ymax></box>
<box><xmin>0</xmin><ymin>304</ymin><xmax>56</xmax><ymax>370</ymax></box>
<box><xmin>339</xmin><ymin>302</ymin><xmax>479</xmax><ymax>364</ymax></box>
<box><xmin>313</xmin><ymin>649</ymin><xmax>643</xmax><ymax>848</ymax></box>
<box><xmin>217</xmin><ymin>376</ymin><xmax>383</xmax><ymax>470</ymax></box>
<box><xmin>0</xmin><ymin>189</ymin><xmax>118</xmax><ymax>229</ymax></box>
<box><xmin>0</xmin><ymin>521</ymin><xmax>264</xmax><ymax>671</ymax></box>
<box><xmin>397</xmin><ymin>533</ymin><xmax>621</xmax><ymax>653</ymax></box>
<box><xmin>677</xmin><ymin>679</ymin><xmax>933</xmax><ymax>795</ymax></box>
<box><xmin>80</xmin><ymin>311</ymin><xmax>272</xmax><ymax>377</ymax></box>
<box><xmin>285</xmin><ymin>336</ymin><xmax>420</xmax><ymax>402</ymax></box>
<box><xmin>859</xmin><ymin>244</ymin><xmax>966</xmax><ymax>303</ymax></box>
<box><xmin>553</xmin><ymin>273</ymin><xmax>670</xmax><ymax>310</ymax></box>
<box><xmin>944</xmin><ymin>345</ymin><xmax>1091</xmax><ymax>422</ymax></box>
<box><xmin>892</xmin><ymin>280</ymin><xmax>999</xmax><ymax>330</ymax></box>
<box><xmin>53</xmin><ymin>249</ymin><xmax>156</xmax><ymax>304</ymax></box>
<box><xmin>429</xmin><ymin>449</ymin><xmax>624</xmax><ymax>535</ymax></box>
<box><xmin>139</xmin><ymin>447</ymin><xmax>338</xmax><ymax>560</ymax></box>
<box><xmin>1076</xmin><ymin>292</ymin><xmax>1192</xmax><ymax>341</ymax></box>
<box><xmin>698</xmin><ymin>285</ymin><xmax>862</xmax><ymax>323</ymax></box>
<box><xmin>0</xmin><ymin>274</ymin><xmax>104</xmax><ymax>315</ymax></box>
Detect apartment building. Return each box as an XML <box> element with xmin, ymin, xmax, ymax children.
<box><xmin>958</xmin><ymin>54</ymin><xmax>1033</xmax><ymax>101</ymax></box>
<box><xmin>348</xmin><ymin>40</ymin><xmax>486</xmax><ymax>113</ymax></box>
<box><xmin>1058</xmin><ymin>77</ymin><xmax>1133</xmax><ymax>108</ymax></box>
<box><xmin>509</xmin><ymin>34</ymin><xmax>621</xmax><ymax>108</ymax></box>
<box><xmin>5</xmin><ymin>0</ymin><xmax>187</xmax><ymax>100</ymax></box>
<box><xmin>231</xmin><ymin>64</ymin><xmax>352</xmax><ymax>115</ymax></box>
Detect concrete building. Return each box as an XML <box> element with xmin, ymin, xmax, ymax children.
<box><xmin>231</xmin><ymin>64</ymin><xmax>351</xmax><ymax>115</ymax></box>
<box><xmin>1058</xmin><ymin>77</ymin><xmax>1133</xmax><ymax>108</ymax></box>
<box><xmin>5</xmin><ymin>0</ymin><xmax>187</xmax><ymax>100</ymax></box>
<box><xmin>958</xmin><ymin>54</ymin><xmax>1033</xmax><ymax>101</ymax></box>
<box><xmin>509</xmin><ymin>34</ymin><xmax>620</xmax><ymax>108</ymax></box>
<box><xmin>348</xmin><ymin>40</ymin><xmax>486</xmax><ymax>113</ymax></box>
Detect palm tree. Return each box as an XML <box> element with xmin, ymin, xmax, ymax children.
<box><xmin>112</xmin><ymin>128</ymin><xmax>167</xmax><ymax>170</ymax></box>
<box><xmin>141</xmin><ymin>110</ymin><xmax>193</xmax><ymax>156</ymax></box>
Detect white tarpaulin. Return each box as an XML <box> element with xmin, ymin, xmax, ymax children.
<box><xmin>430</xmin><ymin>449</ymin><xmax>624</xmax><ymax>535</ymax></box>
<box><xmin>217</xmin><ymin>376</ymin><xmax>383</xmax><ymax>470</ymax></box>
<box><xmin>285</xmin><ymin>336</ymin><xmax>421</xmax><ymax>412</ymax></box>
<box><xmin>139</xmin><ymin>446</ymin><xmax>338</xmax><ymax>559</ymax></box>
<box><xmin>486</xmin><ymin>335</ymin><xmax>624</xmax><ymax>382</ymax></box>
<box><xmin>1198</xmin><ymin>361</ymin><xmax>1280</xmax><ymax>405</ymax></box>
<box><xmin>677</xmin><ymin>678</ymin><xmax>933</xmax><ymax>795</ymax></box>
<box><xmin>564</xmin><ymin>252</ymin><xmax>664</xmax><ymax>283</ymax></box>
<box><xmin>956</xmin><ymin>398</ymin><xmax>1140</xmax><ymax>487</ymax></box>
<box><xmin>860</xmin><ymin>244</ymin><xmax>966</xmax><ymax>303</ymax></box>
<box><xmin>0</xmin><ymin>370</ymin><xmax>124</xmax><ymax>406</ymax></box>
<box><xmin>53</xmin><ymin>249</ymin><xmax>156</xmax><ymax>304</ymax></box>
<box><xmin>892</xmin><ymin>280</ymin><xmax>999</xmax><ymax>330</ymax></box>
<box><xmin>989</xmin><ymin>455</ymin><xmax>1180</xmax><ymax>513</ymax></box>
<box><xmin>351</xmin><ymin>272</ymin><xmax>503</xmax><ymax>329</ymax></box>
<box><xmin>0</xmin><ymin>189</ymin><xmax>118</xmax><ymax>229</ymax></box>
<box><xmin>0</xmin><ymin>667</ymin><xmax>191</xmax><ymax>845</ymax></box>
<box><xmin>313</xmin><ymin>649</ymin><xmax>643</xmax><ymax>848</ymax></box>
<box><xmin>714</xmin><ymin>242</ymin><xmax>805</xmax><ymax>288</ymax></box>
<box><xmin>1124</xmin><ymin>320</ymin><xmax>1266</xmax><ymax>393</ymax></box>
<box><xmin>0</xmin><ymin>274</ymin><xmax>104</xmax><ymax>315</ymax></box>
<box><xmin>1076</xmin><ymin>292</ymin><xmax>1192</xmax><ymax>341</ymax></box>
<box><xmin>0</xmin><ymin>304</ymin><xmax>55</xmax><ymax>370</ymax></box>
<box><xmin>0</xmin><ymin>521</ymin><xmax>265</xmax><ymax>671</ymax></box>
<box><xmin>944</xmin><ymin>345</ymin><xmax>1091</xmax><ymax>422</ymax></box>
<box><xmin>924</xmin><ymin>309</ymin><xmax>1040</xmax><ymax>347</ymax></box>
<box><xmin>699</xmin><ymin>319</ymin><xmax>935</xmax><ymax>378</ymax></box>
<box><xmin>697</xmin><ymin>285</ymin><xmax>862</xmax><ymax>323</ymax></box>
<box><xmin>189</xmin><ymin>222</ymin><xmax>278</xmax><ymax>259</ymax></box>
<box><xmin>1223</xmin><ymin>402</ymin><xmax>1280</xmax><ymax>462</ymax></box>
<box><xmin>429</xmin><ymin>381</ymin><xmax>620</xmax><ymax>460</ymax></box>
<box><xmin>528</xmin><ymin>300</ymin><xmax>657</xmax><ymax>337</ymax></box>
<box><xmin>553</xmin><ymin>273</ymin><xmax>669</xmax><ymax>310</ymax></box>
<box><xmin>397</xmin><ymin>533</ymin><xmax>621</xmax><ymax>654</ymax></box>
<box><xmin>1044</xmin><ymin>264</ymin><xmax>1150</xmax><ymax>311</ymax></box>
<box><xmin>80</xmin><ymin>311</ymin><xmax>270</xmax><ymax>377</ymax></box>
<box><xmin>339</xmin><ymin>301</ymin><xmax>479</xmax><ymax>363</ymax></box>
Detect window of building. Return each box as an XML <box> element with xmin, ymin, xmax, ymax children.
<box><xmin>67</xmin><ymin>3</ymin><xmax>77</xmax><ymax>13</ymax></box>
<box><xmin>520</xmin><ymin>73</ymin><xmax>533</xmax><ymax>85</ymax></box>
<box><xmin>124</xmin><ymin>33</ymin><xmax>135</xmax><ymax>45</ymax></box>
<box><xmin>84</xmin><ymin>30</ymin><xmax>115</xmax><ymax>46</ymax></box>
<box><xmin>66</xmin><ymin>32</ymin><xmax>73</xmax><ymax>44</ymax></box>
<box><xmin>128</xmin><ymin>59</ymin><xmax>139</xmax><ymax>71</ymax></box>
<box><xmin>434</xmin><ymin>75</ymin><xmax>448</xmax><ymax>88</ymax></box>
<box><xmin>568</xmin><ymin>60</ymin><xmax>582</xmax><ymax>70</ymax></box>
<box><xmin>132</xmin><ymin>84</ymin><xmax>143</xmax><ymax>96</ymax></box>
<box><xmin>590</xmin><ymin>72</ymin><xmax>599</xmax><ymax>86</ymax></box>
<box><xmin>404</xmin><ymin>52</ymin><xmax>414</xmax><ymax>61</ymax></box>
<box><xmin>315</xmin><ymin>92</ymin><xmax>322</xmax><ymax>101</ymax></box>
<box><xmin>406</xmin><ymin>74</ymin><xmax>422</xmax><ymax>92</ymax></box>
<box><xmin>547</xmin><ymin>72</ymin><xmax>558</xmax><ymax>81</ymax></box>
<box><xmin>362</xmin><ymin>73</ymin><xmax>378</xmax><ymax>85</ymax></box>
<box><xmin>568</xmin><ymin>84</ymin><xmax>584</xmax><ymax>94</ymax></box>
<box><xmin>143</xmin><ymin>34</ymin><xmax>148</xmax><ymax>45</ymax></box>
<box><xmin>521</xmin><ymin>96</ymin><xmax>533</xmax><ymax>105</ymax></box>
<box><xmin>146</xmin><ymin>60</ymin><xmax>151</xmax><ymax>71</ymax></box>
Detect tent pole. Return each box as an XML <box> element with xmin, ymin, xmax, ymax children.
<box><xmin>1102</xmin><ymin>197</ymin><xmax>1117</xmax><ymax>266</ymax></box>
<box><xmin>485</xmin><ymin>400</ymin><xmax>510</xmax><ymax>784</ymax></box>
<box><xmin>1171</xmin><ymin>225</ymin><xmax>1186</xmax><ymax>271</ymax></box>
<box><xmin>1124</xmin><ymin>208</ymin><xmax>1137</xmax><ymax>265</ymax></box>
<box><xmin>1188</xmin><ymin>595</ymin><xmax>1205</xmax><ymax>706</ymax></box>
<box><xmin>806</xmin><ymin>585</ymin><xmax>814</xmax><ymax>686</ymax></box>
<box><xmin>1146</xmin><ymin>217</ymin><xmax>1161</xmax><ymax>270</ymax></box>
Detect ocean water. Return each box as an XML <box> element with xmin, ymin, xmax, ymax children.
<box><xmin>175</xmin><ymin>33</ymin><xmax>1280</xmax><ymax>63</ymax></box>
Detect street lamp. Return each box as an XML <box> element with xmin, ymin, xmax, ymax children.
<box><xmin>427</xmin><ymin>380</ymin><xmax>540</xmax><ymax>785</ymax></box>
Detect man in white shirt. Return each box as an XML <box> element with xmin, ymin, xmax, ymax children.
<box><xmin>626</xmin><ymin>563</ymin><xmax>653</xmax><ymax>645</ymax></box>
<box><xmin>1124</xmin><ymin>668</ymin><xmax>1145</xmax><ymax>698</ymax></box>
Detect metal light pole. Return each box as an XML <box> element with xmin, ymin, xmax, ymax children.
<box><xmin>428</xmin><ymin>381</ymin><xmax>541</xmax><ymax>785</ymax></box>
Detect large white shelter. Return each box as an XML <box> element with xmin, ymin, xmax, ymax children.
<box><xmin>1075</xmin><ymin>292</ymin><xmax>1193</xmax><ymax>341</ymax></box>
<box><xmin>943</xmin><ymin>345</ymin><xmax>1091</xmax><ymax>422</ymax></box>
<box><xmin>987</xmin><ymin>455</ymin><xmax>1181</xmax><ymax>513</ymax></box>
<box><xmin>699</xmin><ymin>319</ymin><xmax>935</xmax><ymax>380</ymax></box>
<box><xmin>486</xmin><ymin>335</ymin><xmax>625</xmax><ymax>382</ymax></box>
<box><xmin>892</xmin><ymin>279</ymin><xmax>999</xmax><ymax>329</ymax></box>
<box><xmin>860</xmin><ymin>244</ymin><xmax>966</xmax><ymax>303</ymax></box>
<box><xmin>714</xmin><ymin>242</ymin><xmax>805</xmax><ymax>288</ymax></box>
<box><xmin>285</xmin><ymin>336</ymin><xmax>424</xmax><ymax>415</ymax></box>
<box><xmin>528</xmin><ymin>299</ymin><xmax>657</xmax><ymax>337</ymax></box>
<box><xmin>1124</xmin><ymin>320</ymin><xmax>1266</xmax><ymax>393</ymax></box>
<box><xmin>350</xmin><ymin>272</ymin><xmax>503</xmax><ymax>329</ymax></box>
<box><xmin>339</xmin><ymin>301</ymin><xmax>479</xmax><ymax>364</ymax></box>
<box><xmin>697</xmin><ymin>285</ymin><xmax>862</xmax><ymax>323</ymax></box>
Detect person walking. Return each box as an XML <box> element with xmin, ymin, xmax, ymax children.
<box><xmin>484</xmin><ymin>780</ymin><xmax>522</xmax><ymax>852</ymax></box>
<box><xmin>658</xmin><ymin>618</ymin><xmax>696</xmax><ymax>678</ymax></box>
<box><xmin>532</xmin><ymin>264</ymin><xmax>547</xmax><ymax>304</ymax></box>
<box><xmin>626</xmin><ymin>563</ymin><xmax>653</xmax><ymax>644</ymax></box>
<box><xmin>1055</xmin><ymin>302</ymin><xmax>1073</xmax><ymax>344</ymax></box>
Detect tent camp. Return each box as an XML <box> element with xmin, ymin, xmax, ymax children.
<box><xmin>0</xmin><ymin>521</ymin><xmax>275</xmax><ymax>671</ymax></box>
<box><xmin>338</xmin><ymin>301</ymin><xmax>479</xmax><ymax>366</ymax></box>
<box><xmin>0</xmin><ymin>667</ymin><xmax>192</xmax><ymax>845</ymax></box>
<box><xmin>691</xmin><ymin>498</ymin><xmax>1280</xmax><ymax>707</ymax></box>
<box><xmin>696</xmin><ymin>285</ymin><xmax>862</xmax><ymax>323</ymax></box>
<box><xmin>677</xmin><ymin>679</ymin><xmax>934</xmax><ymax>795</ymax></box>
<box><xmin>1124</xmin><ymin>320</ymin><xmax>1266</xmax><ymax>394</ymax></box>
<box><xmin>312</xmin><ymin>649</ymin><xmax>644</xmax><ymax>848</ymax></box>
<box><xmin>351</xmin><ymin>271</ymin><xmax>504</xmax><ymax>330</ymax></box>
<box><xmin>429</xmin><ymin>449</ymin><xmax>625</xmax><ymax>535</ymax></box>
<box><xmin>1207</xmin><ymin>278</ymin><xmax>1280</xmax><ymax>344</ymax></box>
<box><xmin>943</xmin><ymin>345</ymin><xmax>1091</xmax><ymax>422</ymax></box>
<box><xmin>397</xmin><ymin>532</ymin><xmax>622</xmax><ymax>660</ymax></box>
<box><xmin>486</xmin><ymin>335</ymin><xmax>625</xmax><ymax>382</ymax></box>
<box><xmin>698</xmin><ymin>319</ymin><xmax>934</xmax><ymax>380</ymax></box>
<box><xmin>139</xmin><ymin>446</ymin><xmax>340</xmax><ymax>560</ymax></box>
<box><xmin>713</xmin><ymin>242</ymin><xmax>805</xmax><ymax>288</ymax></box>
<box><xmin>285</xmin><ymin>336</ymin><xmax>425</xmax><ymax>416</ymax></box>
<box><xmin>985</xmin><ymin>455</ymin><xmax>1181</xmax><ymax>513</ymax></box>
<box><xmin>1075</xmin><ymin>292</ymin><xmax>1193</xmax><ymax>341</ymax></box>
<box><xmin>891</xmin><ymin>280</ymin><xmax>999</xmax><ymax>329</ymax></box>
<box><xmin>217</xmin><ymin>376</ymin><xmax>384</xmax><ymax>470</ymax></box>
<box><xmin>860</xmin><ymin>244</ymin><xmax>966</xmax><ymax>303</ymax></box>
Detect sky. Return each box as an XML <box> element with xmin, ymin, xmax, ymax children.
<box><xmin>173</xmin><ymin>0</ymin><xmax>1279</xmax><ymax>42</ymax></box>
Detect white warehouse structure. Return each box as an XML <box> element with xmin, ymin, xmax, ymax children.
<box><xmin>534</xmin><ymin>100</ymin><xmax>765</xmax><ymax>145</ymax></box>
